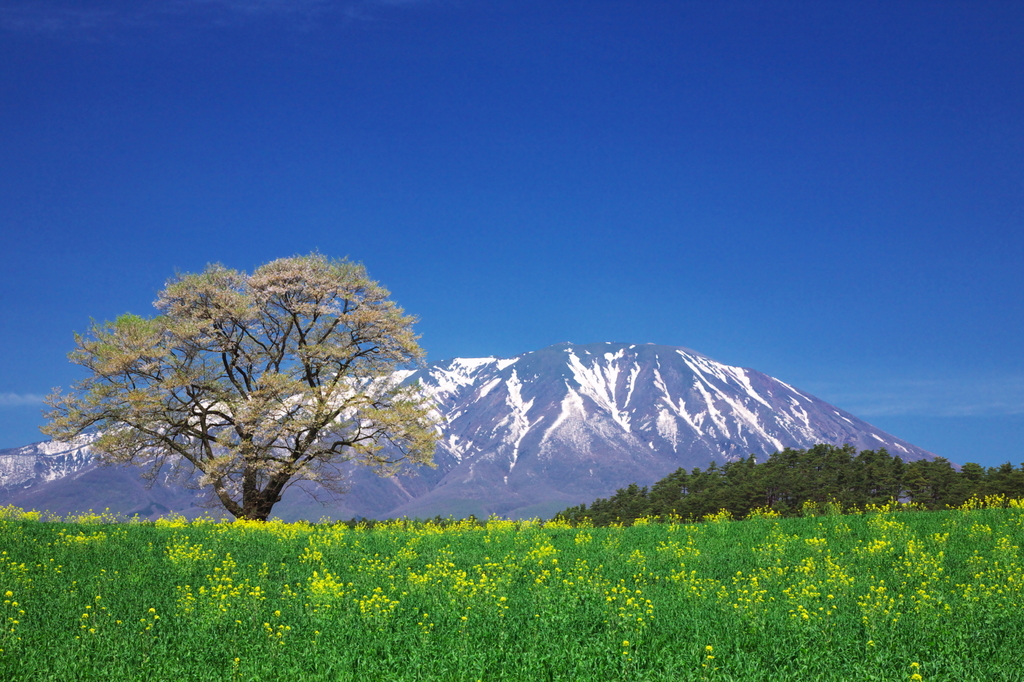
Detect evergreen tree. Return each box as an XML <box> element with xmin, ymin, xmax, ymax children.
<box><xmin>554</xmin><ymin>445</ymin><xmax>1024</xmax><ymax>526</ymax></box>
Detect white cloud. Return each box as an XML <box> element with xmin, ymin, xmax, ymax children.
<box><xmin>801</xmin><ymin>376</ymin><xmax>1024</xmax><ymax>418</ymax></box>
<box><xmin>0</xmin><ymin>393</ymin><xmax>47</xmax><ymax>407</ymax></box>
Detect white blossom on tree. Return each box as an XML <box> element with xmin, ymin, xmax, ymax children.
<box><xmin>43</xmin><ymin>254</ymin><xmax>437</xmax><ymax>521</ymax></box>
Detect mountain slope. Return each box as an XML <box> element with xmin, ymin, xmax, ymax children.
<box><xmin>0</xmin><ymin>342</ymin><xmax>935</xmax><ymax>520</ymax></box>
<box><xmin>379</xmin><ymin>342</ymin><xmax>932</xmax><ymax>518</ymax></box>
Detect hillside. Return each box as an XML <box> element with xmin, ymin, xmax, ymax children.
<box><xmin>0</xmin><ymin>342</ymin><xmax>937</xmax><ymax>520</ymax></box>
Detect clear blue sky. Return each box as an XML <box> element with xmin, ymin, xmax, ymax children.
<box><xmin>1</xmin><ymin>1</ymin><xmax>1022</xmax><ymax>467</ymax></box>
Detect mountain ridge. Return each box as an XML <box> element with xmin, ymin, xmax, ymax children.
<box><xmin>0</xmin><ymin>342</ymin><xmax>937</xmax><ymax>520</ymax></box>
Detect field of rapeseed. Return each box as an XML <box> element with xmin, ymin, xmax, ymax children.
<box><xmin>1</xmin><ymin>499</ymin><xmax>1023</xmax><ymax>681</ymax></box>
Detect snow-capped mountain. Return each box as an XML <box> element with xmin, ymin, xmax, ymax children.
<box><xmin>0</xmin><ymin>435</ymin><xmax>96</xmax><ymax>490</ymax></box>
<box><xmin>376</xmin><ymin>342</ymin><xmax>933</xmax><ymax>518</ymax></box>
<box><xmin>0</xmin><ymin>342</ymin><xmax>936</xmax><ymax>520</ymax></box>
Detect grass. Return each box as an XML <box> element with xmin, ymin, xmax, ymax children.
<box><xmin>1</xmin><ymin>499</ymin><xmax>1023</xmax><ymax>681</ymax></box>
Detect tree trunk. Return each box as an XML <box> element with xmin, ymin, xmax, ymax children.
<box><xmin>238</xmin><ymin>472</ymin><xmax>290</xmax><ymax>521</ymax></box>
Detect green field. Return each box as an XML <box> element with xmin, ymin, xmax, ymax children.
<box><xmin>1</xmin><ymin>500</ymin><xmax>1023</xmax><ymax>681</ymax></box>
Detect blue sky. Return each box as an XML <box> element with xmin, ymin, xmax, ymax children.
<box><xmin>1</xmin><ymin>0</ymin><xmax>1022</xmax><ymax>467</ymax></box>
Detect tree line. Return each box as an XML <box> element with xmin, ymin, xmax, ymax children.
<box><xmin>555</xmin><ymin>444</ymin><xmax>1024</xmax><ymax>526</ymax></box>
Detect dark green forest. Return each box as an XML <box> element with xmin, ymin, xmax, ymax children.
<box><xmin>555</xmin><ymin>444</ymin><xmax>1024</xmax><ymax>526</ymax></box>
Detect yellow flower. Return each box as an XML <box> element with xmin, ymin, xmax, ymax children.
<box><xmin>622</xmin><ymin>640</ymin><xmax>630</xmax><ymax>647</ymax></box>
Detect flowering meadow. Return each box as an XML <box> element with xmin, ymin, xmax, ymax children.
<box><xmin>1</xmin><ymin>499</ymin><xmax>1023</xmax><ymax>681</ymax></box>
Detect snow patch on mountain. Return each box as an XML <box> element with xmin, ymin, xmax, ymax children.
<box><xmin>566</xmin><ymin>349</ymin><xmax>632</xmax><ymax>432</ymax></box>
<box><xmin>500</xmin><ymin>369</ymin><xmax>538</xmax><ymax>474</ymax></box>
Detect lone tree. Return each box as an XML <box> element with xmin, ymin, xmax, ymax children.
<box><xmin>42</xmin><ymin>254</ymin><xmax>437</xmax><ymax>521</ymax></box>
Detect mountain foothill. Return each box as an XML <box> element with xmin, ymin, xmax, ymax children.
<box><xmin>0</xmin><ymin>342</ymin><xmax>974</xmax><ymax>521</ymax></box>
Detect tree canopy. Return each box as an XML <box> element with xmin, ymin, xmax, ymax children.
<box><xmin>556</xmin><ymin>444</ymin><xmax>1024</xmax><ymax>526</ymax></box>
<box><xmin>43</xmin><ymin>254</ymin><xmax>437</xmax><ymax>521</ymax></box>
